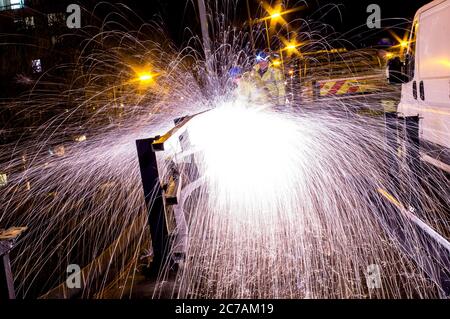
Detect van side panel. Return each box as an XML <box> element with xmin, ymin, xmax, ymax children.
<box><xmin>417</xmin><ymin>0</ymin><xmax>450</xmax><ymax>155</ymax></box>
<box><xmin>419</xmin><ymin>1</ymin><xmax>450</xmax><ymax>79</ymax></box>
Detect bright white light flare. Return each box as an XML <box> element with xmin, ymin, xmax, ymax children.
<box><xmin>188</xmin><ymin>103</ymin><xmax>307</xmax><ymax>215</ymax></box>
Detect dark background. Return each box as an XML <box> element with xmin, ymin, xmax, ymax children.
<box><xmin>91</xmin><ymin>0</ymin><xmax>430</xmax><ymax>47</ymax></box>
<box><xmin>0</xmin><ymin>0</ymin><xmax>432</xmax><ymax>100</ymax></box>
<box><xmin>134</xmin><ymin>0</ymin><xmax>431</xmax><ymax>46</ymax></box>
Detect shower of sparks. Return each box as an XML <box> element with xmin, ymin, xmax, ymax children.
<box><xmin>0</xmin><ymin>1</ymin><xmax>448</xmax><ymax>299</ymax></box>
<box><xmin>156</xmin><ymin>102</ymin><xmax>449</xmax><ymax>299</ymax></box>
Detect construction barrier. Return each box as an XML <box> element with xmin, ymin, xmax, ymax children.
<box><xmin>316</xmin><ymin>74</ymin><xmax>386</xmax><ymax>98</ymax></box>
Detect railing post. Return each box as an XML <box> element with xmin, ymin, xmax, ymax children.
<box><xmin>136</xmin><ymin>138</ymin><xmax>169</xmax><ymax>277</ymax></box>
<box><xmin>0</xmin><ymin>227</ymin><xmax>27</xmax><ymax>300</ymax></box>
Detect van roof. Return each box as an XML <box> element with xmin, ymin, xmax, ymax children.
<box><xmin>414</xmin><ymin>0</ymin><xmax>449</xmax><ymax>21</ymax></box>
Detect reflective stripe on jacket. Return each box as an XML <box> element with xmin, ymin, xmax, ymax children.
<box><xmin>253</xmin><ymin>64</ymin><xmax>286</xmax><ymax>104</ymax></box>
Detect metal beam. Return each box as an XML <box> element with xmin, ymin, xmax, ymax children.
<box><xmin>197</xmin><ymin>0</ymin><xmax>213</xmax><ymax>78</ymax></box>
<box><xmin>136</xmin><ymin>138</ymin><xmax>169</xmax><ymax>276</ymax></box>
<box><xmin>152</xmin><ymin>110</ymin><xmax>210</xmax><ymax>152</ymax></box>
<box><xmin>0</xmin><ymin>227</ymin><xmax>27</xmax><ymax>300</ymax></box>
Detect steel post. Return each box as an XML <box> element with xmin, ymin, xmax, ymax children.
<box><xmin>136</xmin><ymin>138</ymin><xmax>169</xmax><ymax>276</ymax></box>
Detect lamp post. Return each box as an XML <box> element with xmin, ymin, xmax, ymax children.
<box><xmin>257</xmin><ymin>2</ymin><xmax>303</xmax><ymax>52</ymax></box>
<box><xmin>246</xmin><ymin>0</ymin><xmax>256</xmax><ymax>53</ymax></box>
<box><xmin>264</xmin><ymin>9</ymin><xmax>282</xmax><ymax>51</ymax></box>
<box><xmin>197</xmin><ymin>0</ymin><xmax>213</xmax><ymax>79</ymax></box>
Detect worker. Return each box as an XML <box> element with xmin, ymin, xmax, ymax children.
<box><xmin>252</xmin><ymin>51</ymin><xmax>286</xmax><ymax>106</ymax></box>
<box><xmin>228</xmin><ymin>66</ymin><xmax>269</xmax><ymax>106</ymax></box>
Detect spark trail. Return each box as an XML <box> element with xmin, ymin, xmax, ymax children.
<box><xmin>157</xmin><ymin>103</ymin><xmax>449</xmax><ymax>299</ymax></box>
<box><xmin>0</xmin><ymin>1</ymin><xmax>448</xmax><ymax>299</ymax></box>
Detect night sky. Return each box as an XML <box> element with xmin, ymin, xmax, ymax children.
<box><xmin>308</xmin><ymin>0</ymin><xmax>430</xmax><ymax>30</ymax></box>
<box><xmin>117</xmin><ymin>0</ymin><xmax>431</xmax><ymax>47</ymax></box>
<box><xmin>306</xmin><ymin>0</ymin><xmax>430</xmax><ymax>45</ymax></box>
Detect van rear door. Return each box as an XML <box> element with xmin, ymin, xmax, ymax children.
<box><xmin>417</xmin><ymin>0</ymin><xmax>450</xmax><ymax>166</ymax></box>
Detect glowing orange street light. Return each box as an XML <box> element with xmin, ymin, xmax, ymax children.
<box><xmin>285</xmin><ymin>44</ymin><xmax>296</xmax><ymax>50</ymax></box>
<box><xmin>284</xmin><ymin>42</ymin><xmax>300</xmax><ymax>56</ymax></box>
<box><xmin>389</xmin><ymin>30</ymin><xmax>412</xmax><ymax>57</ymax></box>
<box><xmin>138</xmin><ymin>72</ymin><xmax>154</xmax><ymax>82</ymax></box>
<box><xmin>259</xmin><ymin>1</ymin><xmax>303</xmax><ymax>25</ymax></box>
<box><xmin>258</xmin><ymin>1</ymin><xmax>304</xmax><ymax>50</ymax></box>
<box><xmin>280</xmin><ymin>35</ymin><xmax>302</xmax><ymax>57</ymax></box>
<box><xmin>131</xmin><ymin>67</ymin><xmax>159</xmax><ymax>88</ymax></box>
<box><xmin>270</xmin><ymin>11</ymin><xmax>281</xmax><ymax>20</ymax></box>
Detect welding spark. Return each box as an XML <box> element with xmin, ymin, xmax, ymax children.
<box><xmin>0</xmin><ymin>1</ymin><xmax>448</xmax><ymax>300</ymax></box>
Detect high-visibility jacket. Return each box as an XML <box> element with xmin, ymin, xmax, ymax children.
<box><xmin>235</xmin><ymin>71</ymin><xmax>269</xmax><ymax>106</ymax></box>
<box><xmin>252</xmin><ymin>64</ymin><xmax>286</xmax><ymax>105</ymax></box>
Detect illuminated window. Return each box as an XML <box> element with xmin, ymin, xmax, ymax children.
<box><xmin>0</xmin><ymin>173</ymin><xmax>7</xmax><ymax>187</ymax></box>
<box><xmin>32</xmin><ymin>59</ymin><xmax>42</xmax><ymax>73</ymax></box>
<box><xmin>13</xmin><ymin>17</ymin><xmax>24</xmax><ymax>27</ymax></box>
<box><xmin>25</xmin><ymin>16</ymin><xmax>35</xmax><ymax>29</ymax></box>
<box><xmin>47</xmin><ymin>13</ymin><xmax>65</xmax><ymax>26</ymax></box>
<box><xmin>10</xmin><ymin>0</ymin><xmax>23</xmax><ymax>9</ymax></box>
<box><xmin>13</xmin><ymin>16</ymin><xmax>33</xmax><ymax>30</ymax></box>
<box><xmin>0</xmin><ymin>0</ymin><xmax>24</xmax><ymax>11</ymax></box>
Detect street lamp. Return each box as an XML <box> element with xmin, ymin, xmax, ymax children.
<box><xmin>260</xmin><ymin>2</ymin><xmax>285</xmax><ymax>49</ymax></box>
<box><xmin>132</xmin><ymin>67</ymin><xmax>158</xmax><ymax>87</ymax></box>
<box><xmin>123</xmin><ymin>66</ymin><xmax>160</xmax><ymax>100</ymax></box>
<box><xmin>139</xmin><ymin>74</ymin><xmax>152</xmax><ymax>82</ymax></box>
<box><xmin>259</xmin><ymin>2</ymin><xmax>287</xmax><ymax>25</ymax></box>
<box><xmin>269</xmin><ymin>11</ymin><xmax>281</xmax><ymax>20</ymax></box>
<box><xmin>259</xmin><ymin>1</ymin><xmax>304</xmax><ymax>26</ymax></box>
<box><xmin>138</xmin><ymin>72</ymin><xmax>154</xmax><ymax>83</ymax></box>
<box><xmin>282</xmin><ymin>39</ymin><xmax>302</xmax><ymax>56</ymax></box>
<box><xmin>257</xmin><ymin>2</ymin><xmax>304</xmax><ymax>52</ymax></box>
<box><xmin>285</xmin><ymin>44</ymin><xmax>296</xmax><ymax>51</ymax></box>
<box><xmin>278</xmin><ymin>37</ymin><xmax>302</xmax><ymax>72</ymax></box>
<box><xmin>388</xmin><ymin>30</ymin><xmax>412</xmax><ymax>56</ymax></box>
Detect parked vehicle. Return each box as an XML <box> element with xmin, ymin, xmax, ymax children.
<box><xmin>395</xmin><ymin>0</ymin><xmax>450</xmax><ymax>173</ymax></box>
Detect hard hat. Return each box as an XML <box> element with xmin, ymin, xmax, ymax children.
<box><xmin>256</xmin><ymin>50</ymin><xmax>270</xmax><ymax>62</ymax></box>
<box><xmin>228</xmin><ymin>67</ymin><xmax>243</xmax><ymax>79</ymax></box>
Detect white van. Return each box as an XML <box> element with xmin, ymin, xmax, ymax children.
<box><xmin>397</xmin><ymin>0</ymin><xmax>450</xmax><ymax>172</ymax></box>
